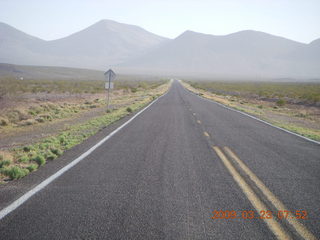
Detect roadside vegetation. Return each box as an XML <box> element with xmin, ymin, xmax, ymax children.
<box><xmin>0</xmin><ymin>76</ymin><xmax>169</xmax><ymax>182</ymax></box>
<box><xmin>0</xmin><ymin>76</ymin><xmax>166</xmax><ymax>128</ymax></box>
<box><xmin>182</xmin><ymin>80</ymin><xmax>320</xmax><ymax>141</ymax></box>
<box><xmin>187</xmin><ymin>81</ymin><xmax>320</xmax><ymax>105</ymax></box>
<box><xmin>0</xmin><ymin>76</ymin><xmax>166</xmax><ymax>96</ymax></box>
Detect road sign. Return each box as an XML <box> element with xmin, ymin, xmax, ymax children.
<box><xmin>104</xmin><ymin>69</ymin><xmax>116</xmax><ymax>110</ymax></box>
<box><xmin>104</xmin><ymin>69</ymin><xmax>116</xmax><ymax>82</ymax></box>
<box><xmin>105</xmin><ymin>82</ymin><xmax>114</xmax><ymax>89</ymax></box>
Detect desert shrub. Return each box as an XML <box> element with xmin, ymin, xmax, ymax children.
<box><xmin>26</xmin><ymin>164</ymin><xmax>38</xmax><ymax>172</ymax></box>
<box><xmin>18</xmin><ymin>155</ymin><xmax>29</xmax><ymax>163</ymax></box>
<box><xmin>0</xmin><ymin>159</ymin><xmax>11</xmax><ymax>168</ymax></box>
<box><xmin>258</xmin><ymin>105</ymin><xmax>263</xmax><ymax>109</ymax></box>
<box><xmin>45</xmin><ymin>153</ymin><xmax>56</xmax><ymax>161</ymax></box>
<box><xmin>138</xmin><ymin>82</ymin><xmax>147</xmax><ymax>89</ymax></box>
<box><xmin>126</xmin><ymin>107</ymin><xmax>133</xmax><ymax>113</ymax></box>
<box><xmin>39</xmin><ymin>114</ymin><xmax>52</xmax><ymax>121</ymax></box>
<box><xmin>19</xmin><ymin>119</ymin><xmax>36</xmax><ymax>126</ymax></box>
<box><xmin>276</xmin><ymin>99</ymin><xmax>286</xmax><ymax>106</ymax></box>
<box><xmin>1</xmin><ymin>166</ymin><xmax>29</xmax><ymax>179</ymax></box>
<box><xmin>18</xmin><ymin>112</ymin><xmax>29</xmax><ymax>121</ymax></box>
<box><xmin>59</xmin><ymin>136</ymin><xmax>66</xmax><ymax>144</ymax></box>
<box><xmin>35</xmin><ymin>117</ymin><xmax>45</xmax><ymax>123</ymax></box>
<box><xmin>23</xmin><ymin>146</ymin><xmax>33</xmax><ymax>152</ymax></box>
<box><xmin>32</xmin><ymin>155</ymin><xmax>46</xmax><ymax>166</ymax></box>
<box><xmin>295</xmin><ymin>113</ymin><xmax>307</xmax><ymax>118</ymax></box>
<box><xmin>6</xmin><ymin>111</ymin><xmax>20</xmax><ymax>123</ymax></box>
<box><xmin>50</xmin><ymin>148</ymin><xmax>63</xmax><ymax>157</ymax></box>
<box><xmin>0</xmin><ymin>118</ymin><xmax>9</xmax><ymax>126</ymax></box>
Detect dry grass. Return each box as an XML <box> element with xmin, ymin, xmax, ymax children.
<box><xmin>187</xmin><ymin>81</ymin><xmax>320</xmax><ymax>105</ymax></box>
<box><xmin>182</xmin><ymin>80</ymin><xmax>320</xmax><ymax>141</ymax></box>
<box><xmin>0</xmin><ymin>78</ymin><xmax>170</xmax><ymax>182</ymax></box>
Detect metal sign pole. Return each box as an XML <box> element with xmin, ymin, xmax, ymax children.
<box><xmin>104</xmin><ymin>69</ymin><xmax>116</xmax><ymax>112</ymax></box>
<box><xmin>106</xmin><ymin>72</ymin><xmax>111</xmax><ymax>110</ymax></box>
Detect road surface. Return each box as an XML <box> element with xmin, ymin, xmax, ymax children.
<box><xmin>0</xmin><ymin>80</ymin><xmax>319</xmax><ymax>239</ymax></box>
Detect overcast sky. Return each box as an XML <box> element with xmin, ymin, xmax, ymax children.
<box><xmin>0</xmin><ymin>0</ymin><xmax>319</xmax><ymax>43</ymax></box>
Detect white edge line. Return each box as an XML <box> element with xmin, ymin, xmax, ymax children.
<box><xmin>181</xmin><ymin>82</ymin><xmax>320</xmax><ymax>145</ymax></box>
<box><xmin>0</xmin><ymin>88</ymin><xmax>170</xmax><ymax>220</ymax></box>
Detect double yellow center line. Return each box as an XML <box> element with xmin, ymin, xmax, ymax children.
<box><xmin>191</xmin><ymin>108</ymin><xmax>315</xmax><ymax>239</ymax></box>
<box><xmin>212</xmin><ymin>146</ymin><xmax>316</xmax><ymax>240</ymax></box>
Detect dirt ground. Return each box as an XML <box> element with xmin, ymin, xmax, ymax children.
<box><xmin>181</xmin><ymin>81</ymin><xmax>320</xmax><ymax>141</ymax></box>
<box><xmin>0</xmin><ymin>89</ymin><xmax>150</xmax><ymax>149</ymax></box>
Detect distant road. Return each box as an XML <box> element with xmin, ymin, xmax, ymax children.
<box><xmin>0</xmin><ymin>80</ymin><xmax>319</xmax><ymax>239</ymax></box>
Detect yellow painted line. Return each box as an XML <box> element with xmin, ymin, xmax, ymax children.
<box><xmin>204</xmin><ymin>131</ymin><xmax>210</xmax><ymax>137</ymax></box>
<box><xmin>224</xmin><ymin>147</ymin><xmax>316</xmax><ymax>240</ymax></box>
<box><xmin>197</xmin><ymin>120</ymin><xmax>201</xmax><ymax>124</ymax></box>
<box><xmin>212</xmin><ymin>146</ymin><xmax>291</xmax><ymax>240</ymax></box>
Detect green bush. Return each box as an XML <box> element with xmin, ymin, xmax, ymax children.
<box><xmin>45</xmin><ymin>153</ymin><xmax>56</xmax><ymax>161</ymax></box>
<box><xmin>276</xmin><ymin>99</ymin><xmax>286</xmax><ymax>106</ymax></box>
<box><xmin>0</xmin><ymin>118</ymin><xmax>8</xmax><ymax>126</ymax></box>
<box><xmin>126</xmin><ymin>107</ymin><xmax>133</xmax><ymax>113</ymax></box>
<box><xmin>18</xmin><ymin>155</ymin><xmax>29</xmax><ymax>163</ymax></box>
<box><xmin>27</xmin><ymin>164</ymin><xmax>38</xmax><ymax>172</ymax></box>
<box><xmin>1</xmin><ymin>166</ymin><xmax>29</xmax><ymax>179</ymax></box>
<box><xmin>33</xmin><ymin>155</ymin><xmax>46</xmax><ymax>166</ymax></box>
<box><xmin>59</xmin><ymin>136</ymin><xmax>65</xmax><ymax>144</ymax></box>
<box><xmin>39</xmin><ymin>114</ymin><xmax>52</xmax><ymax>121</ymax></box>
<box><xmin>0</xmin><ymin>160</ymin><xmax>11</xmax><ymax>168</ymax></box>
<box><xmin>50</xmin><ymin>148</ymin><xmax>63</xmax><ymax>157</ymax></box>
<box><xmin>23</xmin><ymin>146</ymin><xmax>33</xmax><ymax>152</ymax></box>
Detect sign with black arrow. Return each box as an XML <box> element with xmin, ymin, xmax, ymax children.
<box><xmin>104</xmin><ymin>69</ymin><xmax>116</xmax><ymax>110</ymax></box>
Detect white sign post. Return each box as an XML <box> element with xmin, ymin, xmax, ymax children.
<box><xmin>104</xmin><ymin>69</ymin><xmax>116</xmax><ymax>110</ymax></box>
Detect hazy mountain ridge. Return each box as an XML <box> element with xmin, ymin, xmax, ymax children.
<box><xmin>0</xmin><ymin>20</ymin><xmax>167</xmax><ymax>70</ymax></box>
<box><xmin>0</xmin><ymin>20</ymin><xmax>319</xmax><ymax>78</ymax></box>
<box><xmin>120</xmin><ymin>30</ymin><xmax>319</xmax><ymax>78</ymax></box>
<box><xmin>0</xmin><ymin>63</ymin><xmax>105</xmax><ymax>80</ymax></box>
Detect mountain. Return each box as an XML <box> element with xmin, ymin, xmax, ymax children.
<box><xmin>0</xmin><ymin>22</ymin><xmax>48</xmax><ymax>65</ymax></box>
<box><xmin>0</xmin><ymin>21</ymin><xmax>319</xmax><ymax>78</ymax></box>
<box><xmin>0</xmin><ymin>20</ymin><xmax>167</xmax><ymax>70</ymax></box>
<box><xmin>120</xmin><ymin>30</ymin><xmax>319</xmax><ymax>78</ymax></box>
<box><xmin>283</xmin><ymin>38</ymin><xmax>320</xmax><ymax>62</ymax></box>
<box><xmin>0</xmin><ymin>63</ymin><xmax>105</xmax><ymax>80</ymax></box>
<box><xmin>41</xmin><ymin>20</ymin><xmax>167</xmax><ymax>69</ymax></box>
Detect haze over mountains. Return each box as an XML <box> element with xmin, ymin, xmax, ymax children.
<box><xmin>0</xmin><ymin>20</ymin><xmax>166</xmax><ymax>70</ymax></box>
<box><xmin>0</xmin><ymin>19</ymin><xmax>319</xmax><ymax>79</ymax></box>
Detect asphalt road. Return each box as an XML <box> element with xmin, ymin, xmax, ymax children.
<box><xmin>0</xmin><ymin>80</ymin><xmax>319</xmax><ymax>239</ymax></box>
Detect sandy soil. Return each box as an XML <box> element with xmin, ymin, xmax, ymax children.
<box><xmin>0</xmin><ymin>89</ymin><xmax>148</xmax><ymax>149</ymax></box>
<box><xmin>182</xmin><ymin>81</ymin><xmax>320</xmax><ymax>140</ymax></box>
